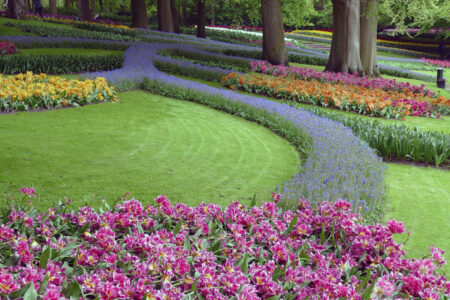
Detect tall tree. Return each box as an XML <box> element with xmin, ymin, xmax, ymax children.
<box><xmin>23</xmin><ymin>0</ymin><xmax>31</xmax><ymax>12</ymax></box>
<box><xmin>80</xmin><ymin>0</ymin><xmax>91</xmax><ymax>20</ymax></box>
<box><xmin>90</xmin><ymin>0</ymin><xmax>95</xmax><ymax>17</ymax></box>
<box><xmin>6</xmin><ymin>0</ymin><xmax>26</xmax><ymax>19</ymax></box>
<box><xmin>181</xmin><ymin>0</ymin><xmax>187</xmax><ymax>25</ymax></box>
<box><xmin>131</xmin><ymin>0</ymin><xmax>149</xmax><ymax>28</ymax></box>
<box><xmin>325</xmin><ymin>0</ymin><xmax>362</xmax><ymax>74</ymax></box>
<box><xmin>209</xmin><ymin>0</ymin><xmax>215</xmax><ymax>26</ymax></box>
<box><xmin>196</xmin><ymin>0</ymin><xmax>206</xmax><ymax>38</ymax></box>
<box><xmin>261</xmin><ymin>0</ymin><xmax>288</xmax><ymax>65</ymax></box>
<box><xmin>360</xmin><ymin>0</ymin><xmax>379</xmax><ymax>76</ymax></box>
<box><xmin>159</xmin><ymin>0</ymin><xmax>175</xmax><ymax>32</ymax></box>
<box><xmin>49</xmin><ymin>0</ymin><xmax>57</xmax><ymax>15</ymax></box>
<box><xmin>170</xmin><ymin>0</ymin><xmax>180</xmax><ymax>33</ymax></box>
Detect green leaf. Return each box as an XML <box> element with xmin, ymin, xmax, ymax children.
<box><xmin>191</xmin><ymin>278</ymin><xmax>198</xmax><ymax>292</ymax></box>
<box><xmin>320</xmin><ymin>225</ymin><xmax>325</xmax><ymax>244</ymax></box>
<box><xmin>39</xmin><ymin>274</ymin><xmax>50</xmax><ymax>294</ymax></box>
<box><xmin>282</xmin><ymin>215</ymin><xmax>298</xmax><ymax>235</ymax></box>
<box><xmin>40</xmin><ymin>246</ymin><xmax>51</xmax><ymax>269</ymax></box>
<box><xmin>136</xmin><ymin>221</ymin><xmax>144</xmax><ymax>234</ymax></box>
<box><xmin>66</xmin><ymin>280</ymin><xmax>82</xmax><ymax>298</ymax></box>
<box><xmin>250</xmin><ymin>193</ymin><xmax>256</xmax><ymax>207</ymax></box>
<box><xmin>173</xmin><ymin>220</ymin><xmax>183</xmax><ymax>236</ymax></box>
<box><xmin>361</xmin><ymin>281</ymin><xmax>376</xmax><ymax>300</ymax></box>
<box><xmin>23</xmin><ymin>283</ymin><xmax>37</xmax><ymax>300</ymax></box>
<box><xmin>184</xmin><ymin>234</ymin><xmax>191</xmax><ymax>252</ymax></box>
<box><xmin>266</xmin><ymin>296</ymin><xmax>281</xmax><ymax>300</ymax></box>
<box><xmin>8</xmin><ymin>283</ymin><xmax>32</xmax><ymax>298</ymax></box>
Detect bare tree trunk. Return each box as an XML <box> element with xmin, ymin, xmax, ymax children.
<box><xmin>326</xmin><ymin>0</ymin><xmax>362</xmax><ymax>74</ymax></box>
<box><xmin>170</xmin><ymin>0</ymin><xmax>179</xmax><ymax>33</ymax></box>
<box><xmin>360</xmin><ymin>0</ymin><xmax>380</xmax><ymax>76</ymax></box>
<box><xmin>7</xmin><ymin>0</ymin><xmax>26</xmax><ymax>19</ymax></box>
<box><xmin>23</xmin><ymin>0</ymin><xmax>31</xmax><ymax>12</ymax></box>
<box><xmin>80</xmin><ymin>0</ymin><xmax>91</xmax><ymax>20</ymax></box>
<box><xmin>181</xmin><ymin>0</ymin><xmax>187</xmax><ymax>25</ymax></box>
<box><xmin>210</xmin><ymin>0</ymin><xmax>215</xmax><ymax>26</ymax></box>
<box><xmin>131</xmin><ymin>0</ymin><xmax>148</xmax><ymax>28</ymax></box>
<box><xmin>159</xmin><ymin>0</ymin><xmax>174</xmax><ymax>32</ymax></box>
<box><xmin>261</xmin><ymin>0</ymin><xmax>288</xmax><ymax>65</ymax></box>
<box><xmin>65</xmin><ymin>0</ymin><xmax>70</xmax><ymax>9</ymax></box>
<box><xmin>90</xmin><ymin>0</ymin><xmax>95</xmax><ymax>17</ymax></box>
<box><xmin>196</xmin><ymin>0</ymin><xmax>206</xmax><ymax>38</ymax></box>
<box><xmin>98</xmin><ymin>0</ymin><xmax>102</xmax><ymax>11</ymax></box>
<box><xmin>77</xmin><ymin>0</ymin><xmax>82</xmax><ymax>18</ymax></box>
<box><xmin>157</xmin><ymin>0</ymin><xmax>162</xmax><ymax>30</ymax></box>
<box><xmin>50</xmin><ymin>0</ymin><xmax>57</xmax><ymax>15</ymax></box>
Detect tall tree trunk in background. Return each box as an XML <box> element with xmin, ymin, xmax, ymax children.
<box><xmin>326</xmin><ymin>0</ymin><xmax>362</xmax><ymax>74</ymax></box>
<box><xmin>50</xmin><ymin>0</ymin><xmax>57</xmax><ymax>15</ymax></box>
<box><xmin>7</xmin><ymin>0</ymin><xmax>26</xmax><ymax>19</ymax></box>
<box><xmin>90</xmin><ymin>0</ymin><xmax>95</xmax><ymax>17</ymax></box>
<box><xmin>159</xmin><ymin>0</ymin><xmax>174</xmax><ymax>32</ymax></box>
<box><xmin>65</xmin><ymin>0</ymin><xmax>70</xmax><ymax>9</ymax></box>
<box><xmin>131</xmin><ymin>0</ymin><xmax>149</xmax><ymax>28</ymax></box>
<box><xmin>261</xmin><ymin>0</ymin><xmax>288</xmax><ymax>65</ymax></box>
<box><xmin>170</xmin><ymin>0</ymin><xmax>179</xmax><ymax>33</ymax></box>
<box><xmin>157</xmin><ymin>0</ymin><xmax>162</xmax><ymax>30</ymax></box>
<box><xmin>80</xmin><ymin>0</ymin><xmax>91</xmax><ymax>20</ymax></box>
<box><xmin>181</xmin><ymin>0</ymin><xmax>187</xmax><ymax>25</ymax></box>
<box><xmin>210</xmin><ymin>0</ymin><xmax>215</xmax><ymax>26</ymax></box>
<box><xmin>196</xmin><ymin>0</ymin><xmax>206</xmax><ymax>38</ymax></box>
<box><xmin>77</xmin><ymin>0</ymin><xmax>82</xmax><ymax>18</ymax></box>
<box><xmin>360</xmin><ymin>0</ymin><xmax>380</xmax><ymax>76</ymax></box>
<box><xmin>23</xmin><ymin>0</ymin><xmax>31</xmax><ymax>12</ymax></box>
<box><xmin>98</xmin><ymin>0</ymin><xmax>103</xmax><ymax>11</ymax></box>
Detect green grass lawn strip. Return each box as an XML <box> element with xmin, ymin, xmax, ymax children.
<box><xmin>18</xmin><ymin>48</ymin><xmax>124</xmax><ymax>56</ymax></box>
<box><xmin>384</xmin><ymin>163</ymin><xmax>450</xmax><ymax>273</ymax></box>
<box><xmin>0</xmin><ymin>90</ymin><xmax>300</xmax><ymax>210</ymax></box>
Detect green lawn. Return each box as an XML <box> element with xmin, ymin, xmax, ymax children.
<box><xmin>385</xmin><ymin>163</ymin><xmax>450</xmax><ymax>273</ymax></box>
<box><xmin>19</xmin><ymin>48</ymin><xmax>124</xmax><ymax>56</ymax></box>
<box><xmin>0</xmin><ymin>91</ymin><xmax>300</xmax><ymax>210</ymax></box>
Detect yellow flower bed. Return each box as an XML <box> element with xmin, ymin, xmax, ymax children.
<box><xmin>0</xmin><ymin>72</ymin><xmax>118</xmax><ymax>111</ymax></box>
<box><xmin>28</xmin><ymin>15</ymin><xmax>133</xmax><ymax>31</ymax></box>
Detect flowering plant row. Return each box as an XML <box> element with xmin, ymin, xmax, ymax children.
<box><xmin>0</xmin><ymin>188</ymin><xmax>448</xmax><ymax>299</ymax></box>
<box><xmin>0</xmin><ymin>72</ymin><xmax>117</xmax><ymax>111</ymax></box>
<box><xmin>28</xmin><ymin>14</ymin><xmax>133</xmax><ymax>31</ymax></box>
<box><xmin>0</xmin><ymin>41</ymin><xmax>18</xmax><ymax>56</ymax></box>
<box><xmin>250</xmin><ymin>61</ymin><xmax>435</xmax><ymax>96</ymax></box>
<box><xmin>421</xmin><ymin>58</ymin><xmax>450</xmax><ymax>68</ymax></box>
<box><xmin>222</xmin><ymin>73</ymin><xmax>448</xmax><ymax>119</ymax></box>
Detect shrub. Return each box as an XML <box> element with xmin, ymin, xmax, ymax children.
<box><xmin>0</xmin><ymin>72</ymin><xmax>117</xmax><ymax>111</ymax></box>
<box><xmin>0</xmin><ymin>41</ymin><xmax>18</xmax><ymax>55</ymax></box>
<box><xmin>0</xmin><ymin>54</ymin><xmax>123</xmax><ymax>74</ymax></box>
<box><xmin>0</xmin><ymin>189</ymin><xmax>448</xmax><ymax>299</ymax></box>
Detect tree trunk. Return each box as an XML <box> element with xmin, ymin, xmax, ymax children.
<box><xmin>50</xmin><ymin>0</ymin><xmax>57</xmax><ymax>15</ymax></box>
<box><xmin>325</xmin><ymin>0</ymin><xmax>362</xmax><ymax>74</ymax></box>
<box><xmin>80</xmin><ymin>0</ymin><xmax>91</xmax><ymax>20</ymax></box>
<box><xmin>170</xmin><ymin>0</ymin><xmax>179</xmax><ymax>33</ymax></box>
<box><xmin>159</xmin><ymin>0</ymin><xmax>174</xmax><ymax>32</ymax></box>
<box><xmin>196</xmin><ymin>0</ymin><xmax>206</xmax><ymax>38</ymax></box>
<box><xmin>261</xmin><ymin>0</ymin><xmax>288</xmax><ymax>65</ymax></box>
<box><xmin>90</xmin><ymin>0</ymin><xmax>95</xmax><ymax>18</ymax></box>
<box><xmin>23</xmin><ymin>0</ymin><xmax>31</xmax><ymax>12</ymax></box>
<box><xmin>210</xmin><ymin>0</ymin><xmax>215</xmax><ymax>26</ymax></box>
<box><xmin>131</xmin><ymin>0</ymin><xmax>149</xmax><ymax>28</ymax></box>
<box><xmin>181</xmin><ymin>0</ymin><xmax>187</xmax><ymax>25</ymax></box>
<box><xmin>6</xmin><ymin>0</ymin><xmax>26</xmax><ymax>19</ymax></box>
<box><xmin>77</xmin><ymin>0</ymin><xmax>82</xmax><ymax>18</ymax></box>
<box><xmin>98</xmin><ymin>0</ymin><xmax>102</xmax><ymax>11</ymax></box>
<box><xmin>360</xmin><ymin>0</ymin><xmax>380</xmax><ymax>76</ymax></box>
<box><xmin>65</xmin><ymin>0</ymin><xmax>70</xmax><ymax>9</ymax></box>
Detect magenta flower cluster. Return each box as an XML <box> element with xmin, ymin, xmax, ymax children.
<box><xmin>393</xmin><ymin>99</ymin><xmax>440</xmax><ymax>118</ymax></box>
<box><xmin>421</xmin><ymin>57</ymin><xmax>450</xmax><ymax>68</ymax></box>
<box><xmin>0</xmin><ymin>189</ymin><xmax>448</xmax><ymax>299</ymax></box>
<box><xmin>0</xmin><ymin>41</ymin><xmax>18</xmax><ymax>56</ymax></box>
<box><xmin>250</xmin><ymin>61</ymin><xmax>435</xmax><ymax>96</ymax></box>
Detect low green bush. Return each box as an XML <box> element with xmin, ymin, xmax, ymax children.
<box><xmin>0</xmin><ymin>54</ymin><xmax>123</xmax><ymax>74</ymax></box>
<box><xmin>73</xmin><ymin>23</ymin><xmax>137</xmax><ymax>37</ymax></box>
<box><xmin>4</xmin><ymin>22</ymin><xmax>135</xmax><ymax>42</ymax></box>
<box><xmin>13</xmin><ymin>40</ymin><xmax>130</xmax><ymax>51</ymax></box>
<box><xmin>301</xmin><ymin>106</ymin><xmax>450</xmax><ymax>166</ymax></box>
<box><xmin>153</xmin><ymin>60</ymin><xmax>226</xmax><ymax>82</ymax></box>
<box><xmin>159</xmin><ymin>48</ymin><xmax>251</xmax><ymax>72</ymax></box>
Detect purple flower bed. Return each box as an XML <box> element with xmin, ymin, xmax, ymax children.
<box><xmin>0</xmin><ymin>189</ymin><xmax>448</xmax><ymax>299</ymax></box>
<box><xmin>84</xmin><ymin>42</ymin><xmax>386</xmax><ymax>214</ymax></box>
<box><xmin>251</xmin><ymin>61</ymin><xmax>435</xmax><ymax>96</ymax></box>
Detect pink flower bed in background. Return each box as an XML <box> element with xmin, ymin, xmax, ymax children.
<box><xmin>0</xmin><ymin>41</ymin><xmax>18</xmax><ymax>55</ymax></box>
<box><xmin>251</xmin><ymin>60</ymin><xmax>435</xmax><ymax>96</ymax></box>
<box><xmin>421</xmin><ymin>57</ymin><xmax>450</xmax><ymax>68</ymax></box>
<box><xmin>0</xmin><ymin>187</ymin><xmax>448</xmax><ymax>299</ymax></box>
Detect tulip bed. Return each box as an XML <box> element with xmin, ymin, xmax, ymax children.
<box><xmin>0</xmin><ymin>41</ymin><xmax>18</xmax><ymax>55</ymax></box>
<box><xmin>0</xmin><ymin>188</ymin><xmax>448</xmax><ymax>299</ymax></box>
<box><xmin>221</xmin><ymin>73</ymin><xmax>448</xmax><ymax>119</ymax></box>
<box><xmin>0</xmin><ymin>72</ymin><xmax>117</xmax><ymax>111</ymax></box>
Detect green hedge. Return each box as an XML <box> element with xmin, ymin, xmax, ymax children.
<box><xmin>153</xmin><ymin>60</ymin><xmax>226</xmax><ymax>83</ymax></box>
<box><xmin>0</xmin><ymin>54</ymin><xmax>123</xmax><ymax>74</ymax></box>
<box><xmin>73</xmin><ymin>23</ymin><xmax>137</xmax><ymax>37</ymax></box>
<box><xmin>4</xmin><ymin>22</ymin><xmax>135</xmax><ymax>42</ymax></box>
<box><xmin>12</xmin><ymin>40</ymin><xmax>130</xmax><ymax>51</ymax></box>
<box><xmin>159</xmin><ymin>48</ymin><xmax>251</xmax><ymax>72</ymax></box>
